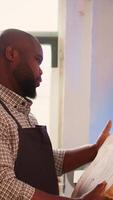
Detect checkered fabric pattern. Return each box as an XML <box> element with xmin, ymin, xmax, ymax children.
<box><xmin>0</xmin><ymin>84</ymin><xmax>65</xmax><ymax>200</ymax></box>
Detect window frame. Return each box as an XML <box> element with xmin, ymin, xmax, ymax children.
<box><xmin>30</xmin><ymin>32</ymin><xmax>58</xmax><ymax>68</ymax></box>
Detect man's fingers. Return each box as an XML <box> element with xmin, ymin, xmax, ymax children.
<box><xmin>93</xmin><ymin>181</ymin><xmax>107</xmax><ymax>194</ymax></box>
<box><xmin>96</xmin><ymin>120</ymin><xmax>112</xmax><ymax>149</ymax></box>
<box><xmin>103</xmin><ymin>120</ymin><xmax>112</xmax><ymax>134</ymax></box>
<box><xmin>81</xmin><ymin>182</ymin><xmax>107</xmax><ymax>200</ymax></box>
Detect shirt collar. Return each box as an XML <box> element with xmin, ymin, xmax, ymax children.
<box><xmin>0</xmin><ymin>84</ymin><xmax>32</xmax><ymax>114</ymax></box>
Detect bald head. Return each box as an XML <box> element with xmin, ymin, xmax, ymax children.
<box><xmin>0</xmin><ymin>28</ymin><xmax>43</xmax><ymax>97</ymax></box>
<box><xmin>0</xmin><ymin>28</ymin><xmax>40</xmax><ymax>55</ymax></box>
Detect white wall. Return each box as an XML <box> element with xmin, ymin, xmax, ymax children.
<box><xmin>90</xmin><ymin>0</ymin><xmax>113</xmax><ymax>142</ymax></box>
<box><xmin>58</xmin><ymin>0</ymin><xmax>92</xmax><ymax>196</ymax></box>
<box><xmin>0</xmin><ymin>0</ymin><xmax>58</xmax><ymax>32</ymax></box>
<box><xmin>58</xmin><ymin>0</ymin><xmax>113</xmax><ymax>196</ymax></box>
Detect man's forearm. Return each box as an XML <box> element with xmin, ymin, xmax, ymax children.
<box><xmin>62</xmin><ymin>144</ymin><xmax>97</xmax><ymax>173</ymax></box>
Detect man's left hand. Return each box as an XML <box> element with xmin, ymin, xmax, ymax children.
<box><xmin>96</xmin><ymin>120</ymin><xmax>112</xmax><ymax>151</ymax></box>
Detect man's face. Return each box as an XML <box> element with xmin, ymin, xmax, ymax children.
<box><xmin>13</xmin><ymin>40</ymin><xmax>43</xmax><ymax>98</ymax></box>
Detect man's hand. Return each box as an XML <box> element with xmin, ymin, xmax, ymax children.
<box><xmin>96</xmin><ymin>120</ymin><xmax>112</xmax><ymax>151</ymax></box>
<box><xmin>63</xmin><ymin>120</ymin><xmax>112</xmax><ymax>173</ymax></box>
<box><xmin>32</xmin><ymin>183</ymin><xmax>107</xmax><ymax>200</ymax></box>
<box><xmin>81</xmin><ymin>181</ymin><xmax>107</xmax><ymax>200</ymax></box>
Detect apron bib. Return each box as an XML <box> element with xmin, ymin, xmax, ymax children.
<box><xmin>0</xmin><ymin>100</ymin><xmax>59</xmax><ymax>195</ymax></box>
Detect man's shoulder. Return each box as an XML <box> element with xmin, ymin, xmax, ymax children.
<box><xmin>29</xmin><ymin>112</ymin><xmax>38</xmax><ymax>125</ymax></box>
<box><xmin>0</xmin><ymin>102</ymin><xmax>17</xmax><ymax>134</ymax></box>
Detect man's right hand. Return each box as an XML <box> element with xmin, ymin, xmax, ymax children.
<box><xmin>81</xmin><ymin>181</ymin><xmax>107</xmax><ymax>200</ymax></box>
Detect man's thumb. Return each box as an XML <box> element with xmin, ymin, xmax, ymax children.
<box><xmin>93</xmin><ymin>182</ymin><xmax>107</xmax><ymax>194</ymax></box>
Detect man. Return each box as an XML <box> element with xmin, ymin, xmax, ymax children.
<box><xmin>0</xmin><ymin>29</ymin><xmax>111</xmax><ymax>200</ymax></box>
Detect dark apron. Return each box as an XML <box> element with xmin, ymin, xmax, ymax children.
<box><xmin>0</xmin><ymin>100</ymin><xmax>59</xmax><ymax>195</ymax></box>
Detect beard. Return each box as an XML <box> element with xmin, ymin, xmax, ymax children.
<box><xmin>13</xmin><ymin>62</ymin><xmax>37</xmax><ymax>99</ymax></box>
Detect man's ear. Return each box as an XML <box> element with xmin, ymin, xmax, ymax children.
<box><xmin>5</xmin><ymin>46</ymin><xmax>19</xmax><ymax>62</ymax></box>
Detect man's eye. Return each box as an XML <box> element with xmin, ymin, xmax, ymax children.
<box><xmin>36</xmin><ymin>57</ymin><xmax>42</xmax><ymax>65</ymax></box>
<box><xmin>36</xmin><ymin>58</ymin><xmax>40</xmax><ymax>64</ymax></box>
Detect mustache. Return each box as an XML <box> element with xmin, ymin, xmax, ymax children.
<box><xmin>36</xmin><ymin>76</ymin><xmax>42</xmax><ymax>82</ymax></box>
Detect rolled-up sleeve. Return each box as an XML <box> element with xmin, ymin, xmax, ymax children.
<box><xmin>53</xmin><ymin>149</ymin><xmax>65</xmax><ymax>176</ymax></box>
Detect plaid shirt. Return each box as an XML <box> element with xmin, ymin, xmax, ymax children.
<box><xmin>0</xmin><ymin>84</ymin><xmax>65</xmax><ymax>200</ymax></box>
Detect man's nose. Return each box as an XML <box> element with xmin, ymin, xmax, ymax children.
<box><xmin>39</xmin><ymin>67</ymin><xmax>43</xmax><ymax>75</ymax></box>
